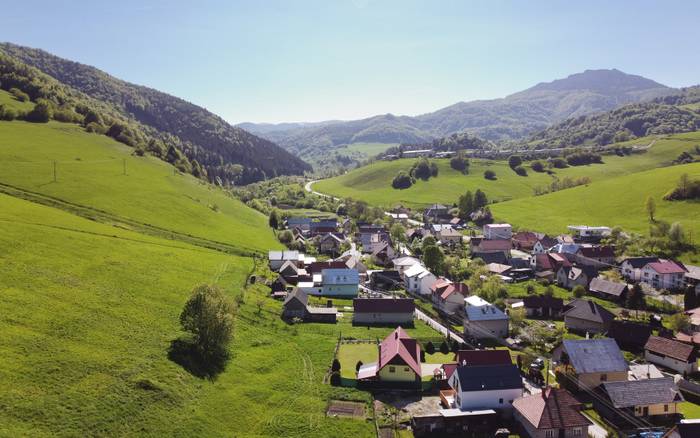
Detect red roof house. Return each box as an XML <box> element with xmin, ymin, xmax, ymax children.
<box><xmin>358</xmin><ymin>327</ymin><xmax>422</xmax><ymax>385</ymax></box>
<box><xmin>513</xmin><ymin>388</ymin><xmax>591</xmax><ymax>437</ymax></box>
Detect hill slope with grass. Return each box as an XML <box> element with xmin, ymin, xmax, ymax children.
<box><xmin>0</xmin><ymin>120</ymin><xmax>279</xmax><ymax>253</ymax></box>
<box><xmin>314</xmin><ymin>132</ymin><xmax>700</xmax><ymax>209</ymax></box>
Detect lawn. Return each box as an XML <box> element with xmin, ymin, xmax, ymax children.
<box><xmin>314</xmin><ymin>132</ymin><xmax>699</xmax><ymax>209</ymax></box>
<box><xmin>337</xmin><ymin>343</ymin><xmax>379</xmax><ymax>378</ymax></box>
<box><xmin>680</xmin><ymin>401</ymin><xmax>700</xmax><ymax>419</ymax></box>
<box><xmin>0</xmin><ymin>120</ymin><xmax>280</xmax><ymax>253</ymax></box>
<box><xmin>0</xmin><ymin>88</ymin><xmax>34</xmax><ymax>112</ymax></box>
<box><xmin>336</xmin><ymin>142</ymin><xmax>398</xmax><ymax>159</ymax></box>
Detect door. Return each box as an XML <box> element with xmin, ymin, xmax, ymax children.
<box><xmin>642</xmin><ymin>406</ymin><xmax>649</xmax><ymax>416</ymax></box>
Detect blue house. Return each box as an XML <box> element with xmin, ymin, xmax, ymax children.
<box><xmin>321</xmin><ymin>268</ymin><xmax>359</xmax><ymax>297</ymax></box>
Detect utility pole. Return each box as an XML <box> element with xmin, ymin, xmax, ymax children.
<box><xmin>53</xmin><ymin>160</ymin><xmax>57</xmax><ymax>182</ymax></box>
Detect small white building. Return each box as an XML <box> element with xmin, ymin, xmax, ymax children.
<box><xmin>567</xmin><ymin>225</ymin><xmax>611</xmax><ymax>240</ymax></box>
<box><xmin>392</xmin><ymin>256</ymin><xmax>421</xmax><ymax>276</ymax></box>
<box><xmin>268</xmin><ymin>250</ymin><xmax>304</xmax><ymax>271</ymax></box>
<box><xmin>403</xmin><ymin>264</ymin><xmax>437</xmax><ymax>296</ymax></box>
<box><xmin>644</xmin><ymin>336</ymin><xmax>698</xmax><ymax>375</ymax></box>
<box><xmin>448</xmin><ymin>364</ymin><xmax>523</xmax><ymax>412</ymax></box>
<box><xmin>620</xmin><ymin>257</ymin><xmax>660</xmax><ymax>282</ymax></box>
<box><xmin>463</xmin><ymin>296</ymin><xmax>509</xmax><ymax>339</ymax></box>
<box><xmin>483</xmin><ymin>223</ymin><xmax>512</xmax><ymax>240</ymax></box>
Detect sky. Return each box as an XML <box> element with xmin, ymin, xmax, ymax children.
<box><xmin>3</xmin><ymin>0</ymin><xmax>700</xmax><ymax>124</ymax></box>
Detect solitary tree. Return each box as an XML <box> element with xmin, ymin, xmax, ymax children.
<box><xmin>356</xmin><ymin>360</ymin><xmax>363</xmax><ymax>372</ymax></box>
<box><xmin>268</xmin><ymin>209</ymin><xmax>280</xmax><ymax>229</ymax></box>
<box><xmin>179</xmin><ymin>284</ymin><xmax>236</xmax><ymax>360</ymax></box>
<box><xmin>572</xmin><ymin>285</ymin><xmax>586</xmax><ymax>298</ymax></box>
<box><xmin>474</xmin><ymin>189</ymin><xmax>488</xmax><ymax>209</ymax></box>
<box><xmin>439</xmin><ymin>340</ymin><xmax>449</xmax><ymax>355</ymax></box>
<box><xmin>508</xmin><ymin>155</ymin><xmax>523</xmax><ymax>169</ymax></box>
<box><xmin>423</xmin><ymin>245</ymin><xmax>445</xmax><ymax>274</ymax></box>
<box><xmin>626</xmin><ymin>283</ymin><xmax>645</xmax><ymax>310</ymax></box>
<box><xmin>425</xmin><ymin>341</ymin><xmax>435</xmax><ymax>354</ymax></box>
<box><xmin>645</xmin><ymin>196</ymin><xmax>656</xmax><ymax>222</ymax></box>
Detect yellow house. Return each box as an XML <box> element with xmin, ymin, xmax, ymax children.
<box><xmin>598</xmin><ymin>378</ymin><xmax>684</xmax><ymax>420</ymax></box>
<box><xmin>357</xmin><ymin>327</ymin><xmax>421</xmax><ymax>385</ymax></box>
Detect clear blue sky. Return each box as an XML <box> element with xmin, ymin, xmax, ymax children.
<box><xmin>4</xmin><ymin>0</ymin><xmax>699</xmax><ymax>123</ymax></box>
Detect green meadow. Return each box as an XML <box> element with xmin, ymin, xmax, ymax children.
<box><xmin>336</xmin><ymin>142</ymin><xmax>397</xmax><ymax>159</ymax></box>
<box><xmin>314</xmin><ymin>132</ymin><xmax>699</xmax><ymax>209</ymax></box>
<box><xmin>0</xmin><ymin>88</ymin><xmax>34</xmax><ymax>112</ymax></box>
<box><xmin>0</xmin><ymin>121</ymin><xmax>278</xmax><ymax>253</ymax></box>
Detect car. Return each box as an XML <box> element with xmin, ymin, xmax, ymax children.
<box><xmin>531</xmin><ymin>357</ymin><xmax>545</xmax><ymax>370</ymax></box>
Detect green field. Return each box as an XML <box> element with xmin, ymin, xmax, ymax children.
<box><xmin>0</xmin><ymin>121</ymin><xmax>278</xmax><ymax>253</ymax></box>
<box><xmin>491</xmin><ymin>162</ymin><xmax>700</xmax><ymax>249</ymax></box>
<box><xmin>0</xmin><ymin>88</ymin><xmax>34</xmax><ymax>112</ymax></box>
<box><xmin>336</xmin><ymin>142</ymin><xmax>397</xmax><ymax>159</ymax></box>
<box><xmin>314</xmin><ymin>132</ymin><xmax>699</xmax><ymax>209</ymax></box>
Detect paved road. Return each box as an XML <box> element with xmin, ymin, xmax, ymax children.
<box><xmin>304</xmin><ymin>180</ymin><xmax>339</xmax><ymax>201</ymax></box>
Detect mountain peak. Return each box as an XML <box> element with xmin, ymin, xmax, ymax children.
<box><xmin>522</xmin><ymin>68</ymin><xmax>668</xmax><ymax>95</ymax></box>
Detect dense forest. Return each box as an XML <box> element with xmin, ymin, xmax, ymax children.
<box><xmin>0</xmin><ymin>43</ymin><xmax>310</xmax><ymax>184</ymax></box>
<box><xmin>528</xmin><ymin>86</ymin><xmax>700</xmax><ymax>149</ymax></box>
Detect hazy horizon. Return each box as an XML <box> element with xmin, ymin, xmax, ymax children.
<box><xmin>4</xmin><ymin>0</ymin><xmax>700</xmax><ymax>124</ymax></box>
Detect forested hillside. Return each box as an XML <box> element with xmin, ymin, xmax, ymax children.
<box><xmin>528</xmin><ymin>86</ymin><xmax>700</xmax><ymax>149</ymax></box>
<box><xmin>0</xmin><ymin>43</ymin><xmax>310</xmax><ymax>184</ymax></box>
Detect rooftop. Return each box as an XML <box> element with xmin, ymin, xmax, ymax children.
<box><xmin>453</xmin><ymin>364</ymin><xmax>523</xmax><ymax>392</ymax></box>
<box><xmin>645</xmin><ymin>335</ymin><xmax>696</xmax><ymax>362</ymax></box>
<box><xmin>513</xmin><ymin>388</ymin><xmax>591</xmax><ymax>430</ymax></box>
<box><xmin>602</xmin><ymin>378</ymin><xmax>683</xmax><ymax>408</ymax></box>
<box><xmin>562</xmin><ymin>338</ymin><xmax>628</xmax><ymax>374</ymax></box>
<box><xmin>353</xmin><ymin>298</ymin><xmax>415</xmax><ymax>314</ymax></box>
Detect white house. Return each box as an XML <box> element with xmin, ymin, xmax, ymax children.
<box><xmin>567</xmin><ymin>225</ymin><xmax>611</xmax><ymax>240</ymax></box>
<box><xmin>620</xmin><ymin>257</ymin><xmax>660</xmax><ymax>282</ymax></box>
<box><xmin>644</xmin><ymin>336</ymin><xmax>698</xmax><ymax>375</ymax></box>
<box><xmin>483</xmin><ymin>223</ymin><xmax>512</xmax><ymax>240</ymax></box>
<box><xmin>403</xmin><ymin>264</ymin><xmax>437</xmax><ymax>296</ymax></box>
<box><xmin>640</xmin><ymin>259</ymin><xmax>687</xmax><ymax>291</ymax></box>
<box><xmin>392</xmin><ymin>256</ymin><xmax>421</xmax><ymax>276</ymax></box>
<box><xmin>448</xmin><ymin>364</ymin><xmax>523</xmax><ymax>412</ymax></box>
<box><xmin>268</xmin><ymin>250</ymin><xmax>304</xmax><ymax>271</ymax></box>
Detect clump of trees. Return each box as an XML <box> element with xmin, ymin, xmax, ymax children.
<box><xmin>530</xmin><ymin>160</ymin><xmax>546</xmax><ymax>172</ymax></box>
<box><xmin>410</xmin><ymin>158</ymin><xmax>439</xmax><ymax>180</ymax></box>
<box><xmin>392</xmin><ymin>171</ymin><xmax>414</xmax><ymax>189</ymax></box>
<box><xmin>449</xmin><ymin>152</ymin><xmax>470</xmax><ymax>174</ymax></box>
<box><xmin>533</xmin><ymin>176</ymin><xmax>591</xmax><ymax>196</ymax></box>
<box><xmin>513</xmin><ymin>165</ymin><xmax>527</xmax><ymax>176</ymax></box>
<box><xmin>664</xmin><ymin>173</ymin><xmax>700</xmax><ymax>201</ymax></box>
<box><xmin>458</xmin><ymin>189</ymin><xmax>488</xmax><ymax>219</ymax></box>
<box><xmin>563</xmin><ymin>150</ymin><xmax>603</xmax><ymax>166</ymax></box>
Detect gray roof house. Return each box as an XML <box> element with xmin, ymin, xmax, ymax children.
<box><xmin>563</xmin><ymin>299</ymin><xmax>615</xmax><ymax>334</ymax></box>
<box><xmin>557</xmin><ymin>338</ymin><xmax>628</xmax><ymax>390</ymax></box>
<box><xmin>596</xmin><ymin>378</ymin><xmax>684</xmax><ymax>422</ymax></box>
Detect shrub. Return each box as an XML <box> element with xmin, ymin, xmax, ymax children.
<box><xmin>356</xmin><ymin>360</ymin><xmax>363</xmax><ymax>372</ymax></box>
<box><xmin>550</xmin><ymin>158</ymin><xmax>568</xmax><ymax>168</ymax></box>
<box><xmin>330</xmin><ymin>372</ymin><xmax>341</xmax><ymax>386</ymax></box>
<box><xmin>572</xmin><ymin>285</ymin><xmax>586</xmax><ymax>298</ymax></box>
<box><xmin>9</xmin><ymin>87</ymin><xmax>29</xmax><ymax>102</ymax></box>
<box><xmin>331</xmin><ymin>358</ymin><xmax>341</xmax><ymax>373</ymax></box>
<box><xmin>484</xmin><ymin>170</ymin><xmax>497</xmax><ymax>180</ymax></box>
<box><xmin>530</xmin><ymin>160</ymin><xmax>545</xmax><ymax>172</ymax></box>
<box><xmin>450</xmin><ymin>154</ymin><xmax>469</xmax><ymax>174</ymax></box>
<box><xmin>85</xmin><ymin>122</ymin><xmax>106</xmax><ymax>134</ymax></box>
<box><xmin>25</xmin><ymin>100</ymin><xmax>52</xmax><ymax>123</ymax></box>
<box><xmin>425</xmin><ymin>341</ymin><xmax>435</xmax><ymax>354</ymax></box>
<box><xmin>508</xmin><ymin>155</ymin><xmax>522</xmax><ymax>169</ymax></box>
<box><xmin>439</xmin><ymin>341</ymin><xmax>449</xmax><ymax>355</ymax></box>
<box><xmin>513</xmin><ymin>165</ymin><xmax>527</xmax><ymax>176</ymax></box>
<box><xmin>392</xmin><ymin>171</ymin><xmax>414</xmax><ymax>189</ymax></box>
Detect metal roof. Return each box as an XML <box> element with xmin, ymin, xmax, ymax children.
<box><xmin>562</xmin><ymin>338</ymin><xmax>628</xmax><ymax>374</ymax></box>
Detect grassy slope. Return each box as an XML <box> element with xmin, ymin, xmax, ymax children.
<box><xmin>0</xmin><ymin>88</ymin><xmax>34</xmax><ymax>112</ymax></box>
<box><xmin>0</xmin><ymin>121</ymin><xmax>278</xmax><ymax>253</ymax></box>
<box><xmin>314</xmin><ymin>132</ymin><xmax>699</xmax><ymax>209</ymax></box>
<box><xmin>336</xmin><ymin>142</ymin><xmax>397</xmax><ymax>159</ymax></box>
<box><xmin>492</xmin><ymin>162</ymin><xmax>700</xmax><ymax>259</ymax></box>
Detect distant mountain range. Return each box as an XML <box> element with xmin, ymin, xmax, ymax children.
<box><xmin>241</xmin><ymin>69</ymin><xmax>676</xmax><ymax>167</ymax></box>
<box><xmin>0</xmin><ymin>43</ymin><xmax>311</xmax><ymax>184</ymax></box>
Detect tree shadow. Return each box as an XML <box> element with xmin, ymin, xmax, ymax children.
<box><xmin>167</xmin><ymin>338</ymin><xmax>229</xmax><ymax>380</ymax></box>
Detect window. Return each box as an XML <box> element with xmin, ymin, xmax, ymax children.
<box><xmin>572</xmin><ymin>428</ymin><xmax>582</xmax><ymax>436</ymax></box>
<box><xmin>600</xmin><ymin>374</ymin><xmax>608</xmax><ymax>381</ymax></box>
<box><xmin>499</xmin><ymin>398</ymin><xmax>503</xmax><ymax>404</ymax></box>
<box><xmin>545</xmin><ymin>430</ymin><xmax>554</xmax><ymax>438</ymax></box>
<box><xmin>664</xmin><ymin>404</ymin><xmax>669</xmax><ymax>412</ymax></box>
<box><xmin>389</xmin><ymin>366</ymin><xmax>395</xmax><ymax>373</ymax></box>
<box><xmin>404</xmin><ymin>367</ymin><xmax>409</xmax><ymax>372</ymax></box>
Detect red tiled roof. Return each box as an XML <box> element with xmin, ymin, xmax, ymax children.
<box><xmin>454</xmin><ymin>349</ymin><xmax>512</xmax><ymax>366</ymax></box>
<box><xmin>442</xmin><ymin>363</ymin><xmax>458</xmax><ymax>379</ymax></box>
<box><xmin>477</xmin><ymin>239</ymin><xmax>512</xmax><ymax>251</ymax></box>
<box><xmin>513</xmin><ymin>388</ymin><xmax>591</xmax><ymax>430</ymax></box>
<box><xmin>441</xmin><ymin>283</ymin><xmax>468</xmax><ymax>300</ymax></box>
<box><xmin>430</xmin><ymin>278</ymin><xmax>452</xmax><ymax>293</ymax></box>
<box><xmin>645</xmin><ymin>335</ymin><xmax>696</xmax><ymax>362</ymax></box>
<box><xmin>378</xmin><ymin>327</ymin><xmax>422</xmax><ymax>376</ymax></box>
<box><xmin>645</xmin><ymin>260</ymin><xmax>686</xmax><ymax>274</ymax></box>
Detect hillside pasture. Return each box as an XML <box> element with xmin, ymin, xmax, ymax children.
<box><xmin>0</xmin><ymin>121</ymin><xmax>279</xmax><ymax>253</ymax></box>
<box><xmin>0</xmin><ymin>88</ymin><xmax>34</xmax><ymax>112</ymax></box>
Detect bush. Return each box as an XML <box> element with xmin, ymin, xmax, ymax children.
<box><xmin>356</xmin><ymin>360</ymin><xmax>363</xmax><ymax>372</ymax></box>
<box><xmin>550</xmin><ymin>158</ymin><xmax>568</xmax><ymax>168</ymax></box>
<box><xmin>530</xmin><ymin>161</ymin><xmax>545</xmax><ymax>172</ymax></box>
<box><xmin>439</xmin><ymin>341</ymin><xmax>449</xmax><ymax>355</ymax></box>
<box><xmin>331</xmin><ymin>358</ymin><xmax>341</xmax><ymax>373</ymax></box>
<box><xmin>425</xmin><ymin>341</ymin><xmax>435</xmax><ymax>354</ymax></box>
<box><xmin>392</xmin><ymin>171</ymin><xmax>414</xmax><ymax>189</ymax></box>
<box><xmin>508</xmin><ymin>155</ymin><xmax>522</xmax><ymax>169</ymax></box>
<box><xmin>85</xmin><ymin>122</ymin><xmax>106</xmax><ymax>134</ymax></box>
<box><xmin>572</xmin><ymin>285</ymin><xmax>586</xmax><ymax>298</ymax></box>
<box><xmin>9</xmin><ymin>87</ymin><xmax>29</xmax><ymax>102</ymax></box>
<box><xmin>25</xmin><ymin>100</ymin><xmax>52</xmax><ymax>123</ymax></box>
<box><xmin>484</xmin><ymin>170</ymin><xmax>497</xmax><ymax>180</ymax></box>
<box><xmin>0</xmin><ymin>105</ymin><xmax>17</xmax><ymax>121</ymax></box>
<box><xmin>513</xmin><ymin>165</ymin><xmax>527</xmax><ymax>176</ymax></box>
<box><xmin>330</xmin><ymin>372</ymin><xmax>341</xmax><ymax>386</ymax></box>
<box><xmin>450</xmin><ymin>154</ymin><xmax>469</xmax><ymax>174</ymax></box>
<box><xmin>179</xmin><ymin>284</ymin><xmax>235</xmax><ymax>360</ymax></box>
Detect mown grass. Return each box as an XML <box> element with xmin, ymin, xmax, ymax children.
<box><xmin>0</xmin><ymin>88</ymin><xmax>34</xmax><ymax>112</ymax></box>
<box><xmin>314</xmin><ymin>132</ymin><xmax>700</xmax><ymax>209</ymax></box>
<box><xmin>336</xmin><ymin>142</ymin><xmax>397</xmax><ymax>159</ymax></box>
<box><xmin>492</xmin><ymin>162</ymin><xmax>700</xmax><ymax>262</ymax></box>
<box><xmin>0</xmin><ymin>121</ymin><xmax>279</xmax><ymax>253</ymax></box>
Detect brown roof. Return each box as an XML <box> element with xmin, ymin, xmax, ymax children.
<box><xmin>477</xmin><ymin>239</ymin><xmax>512</xmax><ymax>251</ymax></box>
<box><xmin>441</xmin><ymin>283</ymin><xmax>468</xmax><ymax>300</ymax></box>
<box><xmin>353</xmin><ymin>298</ymin><xmax>415</xmax><ymax>314</ymax></box>
<box><xmin>523</xmin><ymin>295</ymin><xmax>564</xmax><ymax>310</ymax></box>
<box><xmin>645</xmin><ymin>336</ymin><xmax>696</xmax><ymax>362</ymax></box>
<box><xmin>513</xmin><ymin>388</ymin><xmax>591</xmax><ymax>430</ymax></box>
<box><xmin>577</xmin><ymin>246</ymin><xmax>615</xmax><ymax>259</ymax></box>
<box><xmin>454</xmin><ymin>349</ymin><xmax>512</xmax><ymax>366</ymax></box>
<box><xmin>307</xmin><ymin>261</ymin><xmax>347</xmax><ymax>274</ymax></box>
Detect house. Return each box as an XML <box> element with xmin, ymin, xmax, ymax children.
<box><xmin>562</xmin><ymin>299</ymin><xmax>615</xmax><ymax>334</ymax></box>
<box><xmin>620</xmin><ymin>257</ymin><xmax>660</xmax><ymax>282</ymax></box>
<box><xmin>472</xmin><ymin>251</ymin><xmax>509</xmax><ymax>265</ymax></box>
<box><xmin>588</xmin><ymin>277</ymin><xmax>629</xmax><ymax>303</ymax></box>
<box><xmin>463</xmin><ymin>296</ymin><xmax>509</xmax><ymax>340</ymax></box>
<box><xmin>513</xmin><ymin>388</ymin><xmax>591</xmax><ymax>438</ymax></box>
<box><xmin>684</xmin><ymin>306</ymin><xmax>700</xmax><ymax>332</ymax></box>
<box><xmin>423</xmin><ymin>204</ymin><xmax>451</xmax><ymax>224</ymax></box>
<box><xmin>522</xmin><ymin>295</ymin><xmax>564</xmax><ymax>319</ymax></box>
<box><xmin>286</xmin><ymin>217</ymin><xmax>312</xmax><ymax>232</ymax></box>
<box><xmin>278</xmin><ymin>260</ymin><xmax>306</xmax><ymax>282</ymax></box>
<box><xmin>433</xmin><ymin>282</ymin><xmax>469</xmax><ymax>316</ymax></box>
<box><xmin>596</xmin><ymin>378</ymin><xmax>683</xmax><ymax>421</ymax></box>
<box><xmin>471</xmin><ymin>238</ymin><xmax>512</xmax><ymax>257</ymax></box>
<box><xmin>357</xmin><ymin>224</ymin><xmax>386</xmax><ymax>248</ymax></box>
<box><xmin>352</xmin><ymin>298</ymin><xmax>415</xmax><ymax>325</ymax></box>
<box><xmin>567</xmin><ymin>225</ymin><xmax>611</xmax><ymax>243</ymax></box>
<box><xmin>454</xmin><ymin>349</ymin><xmax>512</xmax><ymax>366</ymax></box>
<box><xmin>556</xmin><ymin>339</ymin><xmax>628</xmax><ymax>390</ymax></box>
<box><xmin>608</xmin><ymin>320</ymin><xmax>653</xmax><ymax>352</ymax></box>
<box><xmin>281</xmin><ymin>289</ymin><xmax>337</xmax><ymax>323</ymax></box>
<box><xmin>403</xmin><ymin>264</ymin><xmax>437</xmax><ymax>296</ymax></box>
<box><xmin>370</xmin><ymin>241</ymin><xmax>397</xmax><ymax>266</ymax></box>
<box><xmin>641</xmin><ymin>259</ymin><xmax>687</xmax><ymax>291</ymax></box>
<box><xmin>357</xmin><ymin>327</ymin><xmax>422</xmax><ymax>386</ymax></box>
<box><xmin>447</xmin><ymin>363</ymin><xmax>523</xmax><ymax>412</ymax></box>
<box><xmin>437</xmin><ymin>227</ymin><xmax>462</xmax><ymax>246</ymax></box>
<box><xmin>556</xmin><ymin>265</ymin><xmax>596</xmax><ymax>289</ymax></box>
<box><xmin>310</xmin><ymin>218</ymin><xmax>338</xmax><ymax>236</ymax></box>
<box><xmin>483</xmin><ymin>223</ymin><xmax>512</xmax><ymax>240</ymax></box>
<box><xmin>575</xmin><ymin>246</ymin><xmax>616</xmax><ymax>267</ymax></box>
<box><xmin>307</xmin><ymin>261</ymin><xmax>347</xmax><ymax>274</ymax></box>
<box><xmin>317</xmin><ymin>233</ymin><xmax>344</xmax><ymax>256</ymax></box>
<box><xmin>644</xmin><ymin>336</ymin><xmax>698</xmax><ymax>375</ymax></box>
<box><xmin>268</xmin><ymin>250</ymin><xmax>304</xmax><ymax>271</ymax></box>
<box><xmin>512</xmin><ymin>231</ymin><xmax>539</xmax><ymax>252</ymax></box>
<box><xmin>548</xmin><ymin>243</ymin><xmax>581</xmax><ymax>255</ymax></box>
<box><xmin>340</xmin><ymin>218</ymin><xmax>353</xmax><ymax>234</ymax></box>
<box><xmin>320</xmin><ymin>268</ymin><xmax>359</xmax><ymax>297</ymax></box>
<box><xmin>530</xmin><ymin>253</ymin><xmax>571</xmax><ymax>272</ymax></box>
<box><xmin>486</xmin><ymin>263</ymin><xmax>512</xmax><ymax>276</ymax></box>
<box><xmin>392</xmin><ymin>256</ymin><xmax>421</xmax><ymax>276</ymax></box>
